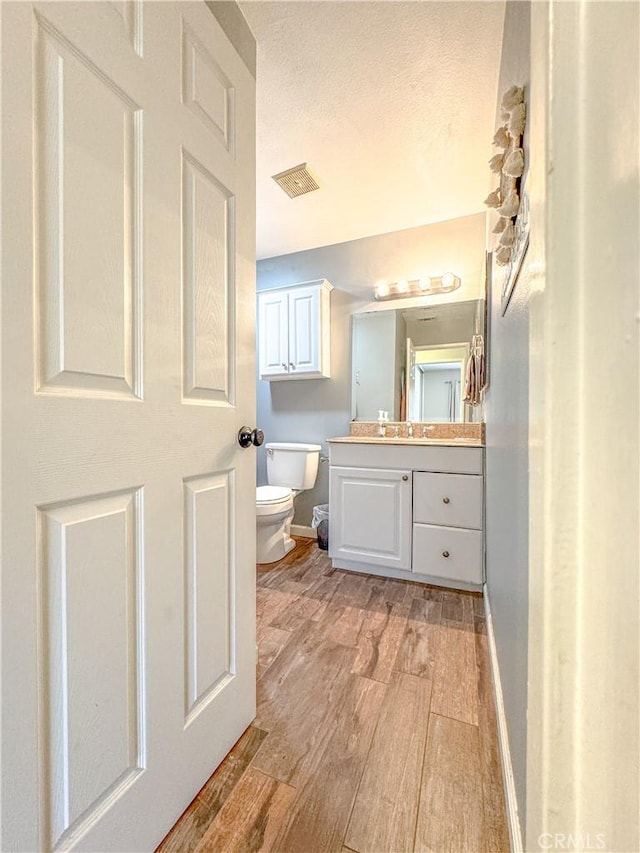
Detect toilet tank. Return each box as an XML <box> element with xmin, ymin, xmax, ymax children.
<box><xmin>266</xmin><ymin>442</ymin><xmax>322</xmax><ymax>490</ymax></box>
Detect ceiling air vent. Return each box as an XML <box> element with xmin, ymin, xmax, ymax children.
<box><xmin>272</xmin><ymin>163</ymin><xmax>320</xmax><ymax>198</ymax></box>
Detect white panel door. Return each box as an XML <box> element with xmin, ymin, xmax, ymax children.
<box><xmin>1</xmin><ymin>3</ymin><xmax>256</xmax><ymax>851</ymax></box>
<box><xmin>288</xmin><ymin>285</ymin><xmax>320</xmax><ymax>375</ymax></box>
<box><xmin>329</xmin><ymin>466</ymin><xmax>412</xmax><ymax>569</ymax></box>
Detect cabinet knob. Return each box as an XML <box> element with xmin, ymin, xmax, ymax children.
<box><xmin>281</xmin><ymin>362</ymin><xmax>288</xmax><ymax>371</ymax></box>
<box><xmin>402</xmin><ymin>475</ymin><xmax>409</xmax><ymax>481</ymax></box>
<box><xmin>442</xmin><ymin>550</ymin><xmax>450</xmax><ymax>558</ymax></box>
<box><xmin>443</xmin><ymin>497</ymin><xmax>450</xmax><ymax>504</ymax></box>
<box><xmin>289</xmin><ymin>362</ymin><xmax>296</xmax><ymax>370</ymax></box>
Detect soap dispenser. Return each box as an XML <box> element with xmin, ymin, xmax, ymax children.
<box><xmin>377</xmin><ymin>410</ymin><xmax>388</xmax><ymax>437</ymax></box>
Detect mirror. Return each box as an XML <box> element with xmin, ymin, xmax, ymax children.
<box><xmin>351</xmin><ymin>299</ymin><xmax>485</xmax><ymax>422</ymax></box>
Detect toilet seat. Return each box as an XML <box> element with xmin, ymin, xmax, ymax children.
<box><xmin>256</xmin><ymin>486</ymin><xmax>294</xmax><ymax>520</ymax></box>
<box><xmin>256</xmin><ymin>485</ymin><xmax>292</xmax><ymax>506</ymax></box>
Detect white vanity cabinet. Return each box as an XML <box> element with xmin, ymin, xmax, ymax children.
<box><xmin>258</xmin><ymin>279</ymin><xmax>333</xmax><ymax>380</ymax></box>
<box><xmin>328</xmin><ymin>440</ymin><xmax>484</xmax><ymax>590</ymax></box>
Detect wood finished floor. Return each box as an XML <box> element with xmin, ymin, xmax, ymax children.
<box><xmin>158</xmin><ymin>538</ymin><xmax>509</xmax><ymax>853</ymax></box>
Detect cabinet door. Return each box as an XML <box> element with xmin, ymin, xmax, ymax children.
<box><xmin>329</xmin><ymin>466</ymin><xmax>412</xmax><ymax>569</ymax></box>
<box><xmin>259</xmin><ymin>290</ymin><xmax>289</xmax><ymax>378</ymax></box>
<box><xmin>288</xmin><ymin>285</ymin><xmax>321</xmax><ymax>375</ymax></box>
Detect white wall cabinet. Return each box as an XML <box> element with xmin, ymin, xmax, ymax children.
<box><xmin>258</xmin><ymin>279</ymin><xmax>333</xmax><ymax>380</ymax></box>
<box><xmin>328</xmin><ymin>440</ymin><xmax>485</xmax><ymax>590</ymax></box>
<box><xmin>329</xmin><ymin>466</ymin><xmax>412</xmax><ymax>570</ymax></box>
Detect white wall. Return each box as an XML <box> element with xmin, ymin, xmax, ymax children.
<box><xmin>352</xmin><ymin>312</ymin><xmax>398</xmax><ymax>420</ymax></box>
<box><xmin>526</xmin><ymin>2</ymin><xmax>639</xmax><ymax>850</ymax></box>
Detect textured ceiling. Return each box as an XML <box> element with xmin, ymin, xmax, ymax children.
<box><xmin>240</xmin><ymin>1</ymin><xmax>506</xmax><ymax>260</ymax></box>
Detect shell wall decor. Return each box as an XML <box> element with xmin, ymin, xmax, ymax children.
<box><xmin>484</xmin><ymin>85</ymin><xmax>527</xmax><ymax>267</ymax></box>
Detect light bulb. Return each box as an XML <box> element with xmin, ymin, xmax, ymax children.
<box><xmin>418</xmin><ymin>277</ymin><xmax>430</xmax><ymax>291</ymax></box>
<box><xmin>396</xmin><ymin>279</ymin><xmax>409</xmax><ymax>293</ymax></box>
<box><xmin>375</xmin><ymin>282</ymin><xmax>390</xmax><ymax>299</ymax></box>
<box><xmin>441</xmin><ymin>272</ymin><xmax>456</xmax><ymax>289</ymax></box>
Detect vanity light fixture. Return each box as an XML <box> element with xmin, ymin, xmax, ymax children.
<box><xmin>374</xmin><ymin>273</ymin><xmax>461</xmax><ymax>301</ymax></box>
<box><xmin>374</xmin><ymin>281</ymin><xmax>391</xmax><ymax>299</ymax></box>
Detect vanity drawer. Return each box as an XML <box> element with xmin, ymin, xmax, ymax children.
<box><xmin>413</xmin><ymin>472</ymin><xmax>483</xmax><ymax>529</ymax></box>
<box><xmin>412</xmin><ymin>523</ymin><xmax>483</xmax><ymax>585</ymax></box>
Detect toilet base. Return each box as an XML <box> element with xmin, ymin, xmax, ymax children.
<box><xmin>256</xmin><ymin>510</ymin><xmax>296</xmax><ymax>564</ymax></box>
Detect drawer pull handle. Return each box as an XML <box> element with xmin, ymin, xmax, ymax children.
<box><xmin>443</xmin><ymin>497</ymin><xmax>450</xmax><ymax>504</ymax></box>
<box><xmin>402</xmin><ymin>475</ymin><xmax>409</xmax><ymax>481</ymax></box>
<box><xmin>442</xmin><ymin>550</ymin><xmax>450</xmax><ymax>558</ymax></box>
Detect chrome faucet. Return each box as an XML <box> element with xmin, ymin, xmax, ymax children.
<box><xmin>406</xmin><ymin>421</ymin><xmax>413</xmax><ymax>438</ymax></box>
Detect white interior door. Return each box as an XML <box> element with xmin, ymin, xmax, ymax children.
<box><xmin>1</xmin><ymin>3</ymin><xmax>256</xmax><ymax>851</ymax></box>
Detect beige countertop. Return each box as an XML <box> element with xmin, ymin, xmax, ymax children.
<box><xmin>328</xmin><ymin>436</ymin><xmax>484</xmax><ymax>448</ymax></box>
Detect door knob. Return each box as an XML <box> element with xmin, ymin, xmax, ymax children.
<box><xmin>238</xmin><ymin>426</ymin><xmax>265</xmax><ymax>448</ymax></box>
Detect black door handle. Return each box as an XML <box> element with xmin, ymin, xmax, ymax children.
<box><xmin>238</xmin><ymin>426</ymin><xmax>264</xmax><ymax>448</ymax></box>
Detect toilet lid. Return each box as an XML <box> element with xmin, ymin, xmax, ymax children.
<box><xmin>256</xmin><ymin>485</ymin><xmax>292</xmax><ymax>504</ymax></box>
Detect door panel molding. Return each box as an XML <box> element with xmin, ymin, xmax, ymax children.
<box><xmin>181</xmin><ymin>149</ymin><xmax>236</xmax><ymax>406</ymax></box>
<box><xmin>183</xmin><ymin>471</ymin><xmax>236</xmax><ymax>726</ymax></box>
<box><xmin>38</xmin><ymin>488</ymin><xmax>145</xmax><ymax>849</ymax></box>
<box><xmin>35</xmin><ymin>15</ymin><xmax>143</xmax><ymax>399</ymax></box>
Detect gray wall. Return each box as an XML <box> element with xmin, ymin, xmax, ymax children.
<box><xmin>257</xmin><ymin>217</ymin><xmax>488</xmax><ymax>525</ymax></box>
<box><xmin>256</xmin><ymin>267</ymin><xmax>357</xmax><ymax>526</ymax></box>
<box><xmin>484</xmin><ymin>0</ymin><xmax>531</xmax><ymax>829</ymax></box>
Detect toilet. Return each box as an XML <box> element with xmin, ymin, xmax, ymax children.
<box><xmin>256</xmin><ymin>442</ymin><xmax>321</xmax><ymax>564</ymax></box>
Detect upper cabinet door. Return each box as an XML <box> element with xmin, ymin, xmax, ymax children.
<box><xmin>259</xmin><ymin>289</ymin><xmax>290</xmax><ymax>377</ymax></box>
<box><xmin>288</xmin><ymin>284</ymin><xmax>320</xmax><ymax>375</ymax></box>
<box><xmin>258</xmin><ymin>279</ymin><xmax>332</xmax><ymax>380</ymax></box>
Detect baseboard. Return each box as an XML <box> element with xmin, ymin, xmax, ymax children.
<box><xmin>483</xmin><ymin>584</ymin><xmax>524</xmax><ymax>853</ymax></box>
<box><xmin>291</xmin><ymin>524</ymin><xmax>317</xmax><ymax>539</ymax></box>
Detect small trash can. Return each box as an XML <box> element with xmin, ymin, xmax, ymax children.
<box><xmin>311</xmin><ymin>503</ymin><xmax>330</xmax><ymax>551</ymax></box>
